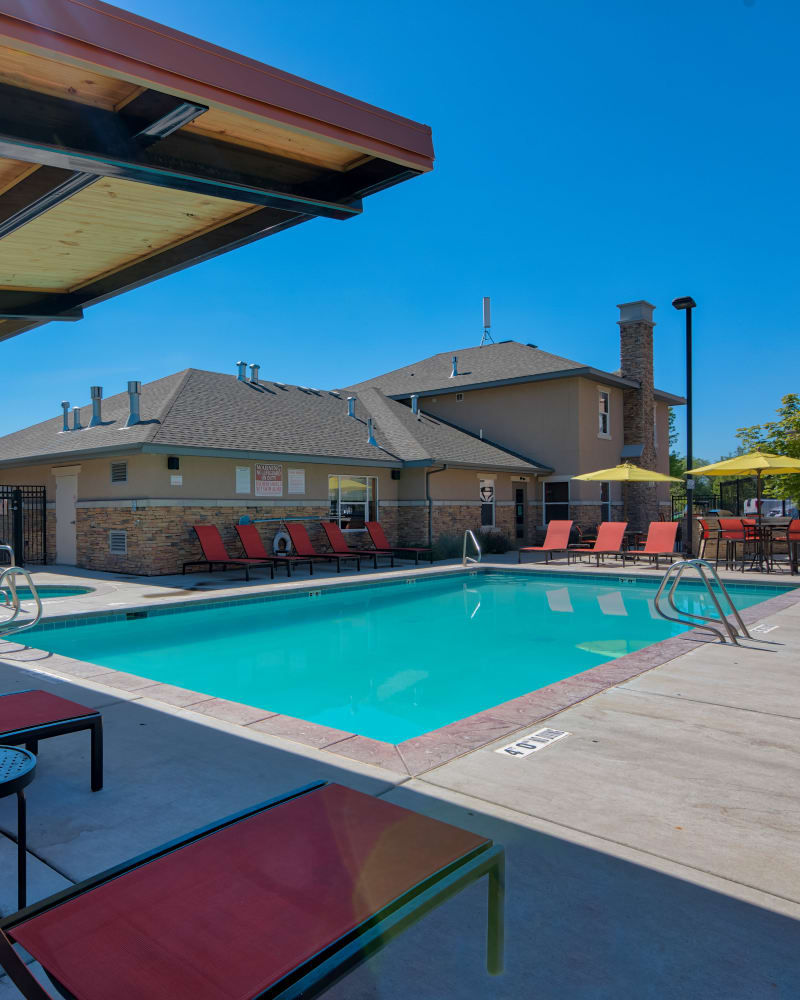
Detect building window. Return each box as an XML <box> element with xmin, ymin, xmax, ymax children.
<box><xmin>479</xmin><ymin>479</ymin><xmax>495</xmax><ymax>527</ymax></box>
<box><xmin>456</xmin><ymin>392</ymin><xmax>464</xmax><ymax>401</ymax></box>
<box><xmin>110</xmin><ymin>461</ymin><xmax>127</xmax><ymax>484</ymax></box>
<box><xmin>108</xmin><ymin>530</ymin><xmax>127</xmax><ymax>554</ymax></box>
<box><xmin>543</xmin><ymin>481</ymin><xmax>569</xmax><ymax>522</ymax></box>
<box><xmin>600</xmin><ymin>482</ymin><xmax>611</xmax><ymax>521</ymax></box>
<box><xmin>598</xmin><ymin>390</ymin><xmax>610</xmax><ymax>438</ymax></box>
<box><xmin>328</xmin><ymin>475</ymin><xmax>377</xmax><ymax>530</ymax></box>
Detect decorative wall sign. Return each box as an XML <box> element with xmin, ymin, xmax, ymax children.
<box><xmin>255</xmin><ymin>463</ymin><xmax>282</xmax><ymax>497</ymax></box>
<box><xmin>287</xmin><ymin>468</ymin><xmax>306</xmax><ymax>495</ymax></box>
<box><xmin>169</xmin><ymin>474</ymin><xmax>183</xmax><ymax>487</ymax></box>
<box><xmin>235</xmin><ymin>465</ymin><xmax>251</xmax><ymax>494</ymax></box>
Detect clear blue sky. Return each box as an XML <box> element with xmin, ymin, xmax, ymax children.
<box><xmin>1</xmin><ymin>0</ymin><xmax>796</xmax><ymax>460</ymax></box>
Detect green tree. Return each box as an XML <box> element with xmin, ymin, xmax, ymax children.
<box><xmin>736</xmin><ymin>394</ymin><xmax>800</xmax><ymax>501</ymax></box>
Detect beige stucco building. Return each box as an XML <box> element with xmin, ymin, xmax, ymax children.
<box><xmin>0</xmin><ymin>300</ymin><xmax>682</xmax><ymax>574</ymax></box>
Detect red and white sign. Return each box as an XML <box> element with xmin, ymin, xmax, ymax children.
<box><xmin>255</xmin><ymin>463</ymin><xmax>282</xmax><ymax>497</ymax></box>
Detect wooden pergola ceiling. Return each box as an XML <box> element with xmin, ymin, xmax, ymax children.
<box><xmin>0</xmin><ymin>0</ymin><xmax>434</xmax><ymax>342</ymax></box>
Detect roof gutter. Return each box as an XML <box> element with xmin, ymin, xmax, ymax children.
<box><xmin>426</xmin><ymin>464</ymin><xmax>447</xmax><ymax>547</ymax></box>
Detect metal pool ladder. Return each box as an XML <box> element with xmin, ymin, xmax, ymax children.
<box><xmin>653</xmin><ymin>558</ymin><xmax>752</xmax><ymax>645</ymax></box>
<box><xmin>462</xmin><ymin>530</ymin><xmax>482</xmax><ymax>566</ymax></box>
<box><xmin>0</xmin><ymin>548</ymin><xmax>43</xmax><ymax>638</ymax></box>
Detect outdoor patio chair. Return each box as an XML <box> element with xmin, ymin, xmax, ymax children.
<box><xmin>717</xmin><ymin>518</ymin><xmax>759</xmax><ymax>572</ymax></box>
<box><xmin>365</xmin><ymin>522</ymin><xmax>434</xmax><ymax>565</ymax></box>
<box><xmin>235</xmin><ymin>523</ymin><xmax>315</xmax><ymax>577</ymax></box>
<box><xmin>625</xmin><ymin>521</ymin><xmax>682</xmax><ymax>569</ymax></box>
<box><xmin>0</xmin><ymin>781</ymin><xmax>504</xmax><ymax>1000</ymax></box>
<box><xmin>0</xmin><ymin>690</ymin><xmax>102</xmax><ymax>791</ymax></box>
<box><xmin>321</xmin><ymin>522</ymin><xmax>394</xmax><ymax>569</ymax></box>
<box><xmin>183</xmin><ymin>525</ymin><xmax>275</xmax><ymax>581</ymax></box>
<box><xmin>698</xmin><ymin>517</ymin><xmax>721</xmax><ymax>562</ymax></box>
<box><xmin>568</xmin><ymin>521</ymin><xmax>627</xmax><ymax>566</ymax></box>
<box><xmin>286</xmin><ymin>522</ymin><xmax>361</xmax><ymax>573</ymax></box>
<box><xmin>518</xmin><ymin>520</ymin><xmax>573</xmax><ymax>564</ymax></box>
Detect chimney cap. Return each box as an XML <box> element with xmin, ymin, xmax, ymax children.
<box><xmin>617</xmin><ymin>300</ymin><xmax>656</xmax><ymax>325</ymax></box>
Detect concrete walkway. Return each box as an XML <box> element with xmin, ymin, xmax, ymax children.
<box><xmin>1</xmin><ymin>561</ymin><xmax>799</xmax><ymax>997</ymax></box>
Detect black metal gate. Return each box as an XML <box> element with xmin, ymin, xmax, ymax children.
<box><xmin>0</xmin><ymin>486</ymin><xmax>47</xmax><ymax>565</ymax></box>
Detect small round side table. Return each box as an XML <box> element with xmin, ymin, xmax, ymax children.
<box><xmin>0</xmin><ymin>746</ymin><xmax>36</xmax><ymax>911</ymax></box>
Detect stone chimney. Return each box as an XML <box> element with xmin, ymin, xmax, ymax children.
<box><xmin>618</xmin><ymin>300</ymin><xmax>658</xmax><ymax>530</ymax></box>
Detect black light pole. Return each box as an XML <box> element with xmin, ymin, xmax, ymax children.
<box><xmin>672</xmin><ymin>296</ymin><xmax>696</xmax><ymax>555</ymax></box>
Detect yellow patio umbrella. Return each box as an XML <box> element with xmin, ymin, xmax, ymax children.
<box><xmin>687</xmin><ymin>450</ymin><xmax>800</xmax><ymax>522</ymax></box>
<box><xmin>573</xmin><ymin>462</ymin><xmax>682</xmax><ymax>483</ymax></box>
<box><xmin>572</xmin><ymin>463</ymin><xmax>682</xmax><ymax>524</ymax></box>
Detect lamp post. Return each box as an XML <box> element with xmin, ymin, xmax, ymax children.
<box><xmin>672</xmin><ymin>296</ymin><xmax>696</xmax><ymax>555</ymax></box>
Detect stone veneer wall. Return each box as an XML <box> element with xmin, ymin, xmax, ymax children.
<box><xmin>45</xmin><ymin>506</ymin><xmax>56</xmax><ymax>564</ymax></box>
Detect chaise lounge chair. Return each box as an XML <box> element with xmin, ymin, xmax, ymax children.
<box><xmin>183</xmin><ymin>525</ymin><xmax>274</xmax><ymax>581</ymax></box>
<box><xmin>0</xmin><ymin>690</ymin><xmax>102</xmax><ymax>792</ymax></box>
<box><xmin>286</xmin><ymin>522</ymin><xmax>361</xmax><ymax>573</ymax></box>
<box><xmin>626</xmin><ymin>521</ymin><xmax>682</xmax><ymax>569</ymax></box>
<box><xmin>0</xmin><ymin>781</ymin><xmax>505</xmax><ymax>1000</ymax></box>
<box><xmin>321</xmin><ymin>522</ymin><xmax>394</xmax><ymax>569</ymax></box>
<box><xmin>235</xmin><ymin>523</ymin><xmax>316</xmax><ymax>577</ymax></box>
<box><xmin>518</xmin><ymin>520</ymin><xmax>573</xmax><ymax>564</ymax></box>
<box><xmin>365</xmin><ymin>521</ymin><xmax>433</xmax><ymax>566</ymax></box>
<box><xmin>568</xmin><ymin>521</ymin><xmax>628</xmax><ymax>566</ymax></box>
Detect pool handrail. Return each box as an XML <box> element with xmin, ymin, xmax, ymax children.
<box><xmin>462</xmin><ymin>530</ymin><xmax>482</xmax><ymax>566</ymax></box>
<box><xmin>0</xmin><ymin>566</ymin><xmax>43</xmax><ymax>638</ymax></box>
<box><xmin>653</xmin><ymin>558</ymin><xmax>752</xmax><ymax>645</ymax></box>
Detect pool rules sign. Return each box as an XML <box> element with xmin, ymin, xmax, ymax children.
<box><xmin>255</xmin><ymin>463</ymin><xmax>282</xmax><ymax>497</ymax></box>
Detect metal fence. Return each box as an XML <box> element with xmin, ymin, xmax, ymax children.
<box><xmin>670</xmin><ymin>476</ymin><xmax>761</xmax><ymax>520</ymax></box>
<box><xmin>0</xmin><ymin>486</ymin><xmax>47</xmax><ymax>565</ymax></box>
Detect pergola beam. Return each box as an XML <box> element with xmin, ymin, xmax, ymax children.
<box><xmin>0</xmin><ymin>82</ymin><xmax>366</xmax><ymax>222</ymax></box>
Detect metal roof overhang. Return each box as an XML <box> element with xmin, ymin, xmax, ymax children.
<box><xmin>0</xmin><ymin>0</ymin><xmax>433</xmax><ymax>343</ymax></box>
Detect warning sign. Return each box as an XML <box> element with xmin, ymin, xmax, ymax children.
<box><xmin>255</xmin><ymin>463</ymin><xmax>282</xmax><ymax>497</ymax></box>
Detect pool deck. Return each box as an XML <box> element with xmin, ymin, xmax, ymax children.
<box><xmin>2</xmin><ymin>556</ymin><xmax>800</xmax><ymax>997</ymax></box>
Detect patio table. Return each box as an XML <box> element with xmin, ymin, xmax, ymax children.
<box><xmin>0</xmin><ymin>746</ymin><xmax>36</xmax><ymax>910</ymax></box>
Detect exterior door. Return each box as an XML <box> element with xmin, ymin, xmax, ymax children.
<box><xmin>55</xmin><ymin>474</ymin><xmax>78</xmax><ymax>564</ymax></box>
<box><xmin>514</xmin><ymin>484</ymin><xmax>527</xmax><ymax>539</ymax></box>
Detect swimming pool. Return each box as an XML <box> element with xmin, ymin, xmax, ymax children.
<box><xmin>25</xmin><ymin>571</ymin><xmax>792</xmax><ymax>744</ymax></box>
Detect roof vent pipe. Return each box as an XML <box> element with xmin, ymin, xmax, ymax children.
<box><xmin>367</xmin><ymin>418</ymin><xmax>378</xmax><ymax>447</ymax></box>
<box><xmin>249</xmin><ymin>363</ymin><xmax>260</xmax><ymax>384</ymax></box>
<box><xmin>90</xmin><ymin>386</ymin><xmax>103</xmax><ymax>426</ymax></box>
<box><xmin>60</xmin><ymin>401</ymin><xmax>70</xmax><ymax>432</ymax></box>
<box><xmin>236</xmin><ymin>360</ymin><xmax>247</xmax><ymax>382</ymax></box>
<box><xmin>71</xmin><ymin>407</ymin><xmax>82</xmax><ymax>431</ymax></box>
<box><xmin>347</xmin><ymin>396</ymin><xmax>356</xmax><ymax>418</ymax></box>
<box><xmin>125</xmin><ymin>381</ymin><xmax>141</xmax><ymax>427</ymax></box>
<box><xmin>411</xmin><ymin>394</ymin><xmax>419</xmax><ymax>415</ymax></box>
<box><xmin>450</xmin><ymin>355</ymin><xmax>458</xmax><ymax>378</ymax></box>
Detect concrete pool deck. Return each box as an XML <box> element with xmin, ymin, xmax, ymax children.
<box><xmin>1</xmin><ymin>558</ymin><xmax>800</xmax><ymax>996</ymax></box>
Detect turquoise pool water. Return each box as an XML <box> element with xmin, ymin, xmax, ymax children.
<box><xmin>1</xmin><ymin>586</ymin><xmax>92</xmax><ymax>601</ymax></box>
<box><xmin>26</xmin><ymin>572</ymin><xmax>791</xmax><ymax>743</ymax></box>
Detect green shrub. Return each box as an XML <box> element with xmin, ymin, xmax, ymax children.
<box><xmin>430</xmin><ymin>534</ymin><xmax>463</xmax><ymax>561</ymax></box>
<box><xmin>430</xmin><ymin>529</ymin><xmax>515</xmax><ymax>560</ymax></box>
<box><xmin>476</xmin><ymin>529</ymin><xmax>515</xmax><ymax>554</ymax></box>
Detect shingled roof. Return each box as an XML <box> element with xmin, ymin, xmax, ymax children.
<box><xmin>345</xmin><ymin>340</ymin><xmax>684</xmax><ymax>403</ymax></box>
<box><xmin>0</xmin><ymin>369</ymin><xmax>549</xmax><ymax>473</ymax></box>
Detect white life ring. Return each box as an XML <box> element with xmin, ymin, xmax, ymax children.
<box><xmin>273</xmin><ymin>529</ymin><xmax>293</xmax><ymax>555</ymax></box>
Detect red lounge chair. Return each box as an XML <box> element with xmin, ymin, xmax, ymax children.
<box><xmin>518</xmin><ymin>520</ymin><xmax>573</xmax><ymax>564</ymax></box>
<box><xmin>626</xmin><ymin>521</ymin><xmax>682</xmax><ymax>569</ymax></box>
<box><xmin>321</xmin><ymin>522</ymin><xmax>394</xmax><ymax>569</ymax></box>
<box><xmin>0</xmin><ymin>782</ymin><xmax>505</xmax><ymax>1000</ymax></box>
<box><xmin>183</xmin><ymin>525</ymin><xmax>274</xmax><ymax>581</ymax></box>
<box><xmin>0</xmin><ymin>690</ymin><xmax>102</xmax><ymax>792</ymax></box>
<box><xmin>286</xmin><ymin>522</ymin><xmax>361</xmax><ymax>573</ymax></box>
<box><xmin>569</xmin><ymin>521</ymin><xmax>628</xmax><ymax>566</ymax></box>
<box><xmin>365</xmin><ymin>521</ymin><xmax>433</xmax><ymax>566</ymax></box>
<box><xmin>235</xmin><ymin>523</ymin><xmax>315</xmax><ymax>577</ymax></box>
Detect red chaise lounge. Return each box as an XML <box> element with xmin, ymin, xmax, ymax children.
<box><xmin>321</xmin><ymin>522</ymin><xmax>394</xmax><ymax>568</ymax></box>
<box><xmin>365</xmin><ymin>521</ymin><xmax>433</xmax><ymax>566</ymax></box>
<box><xmin>518</xmin><ymin>520</ymin><xmax>573</xmax><ymax>564</ymax></box>
<box><xmin>183</xmin><ymin>525</ymin><xmax>274</xmax><ymax>581</ymax></box>
<box><xmin>235</xmin><ymin>523</ymin><xmax>315</xmax><ymax>577</ymax></box>
<box><xmin>0</xmin><ymin>781</ymin><xmax>504</xmax><ymax>1000</ymax></box>
<box><xmin>626</xmin><ymin>521</ymin><xmax>682</xmax><ymax>569</ymax></box>
<box><xmin>286</xmin><ymin>522</ymin><xmax>361</xmax><ymax>573</ymax></box>
<box><xmin>568</xmin><ymin>521</ymin><xmax>628</xmax><ymax>566</ymax></box>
